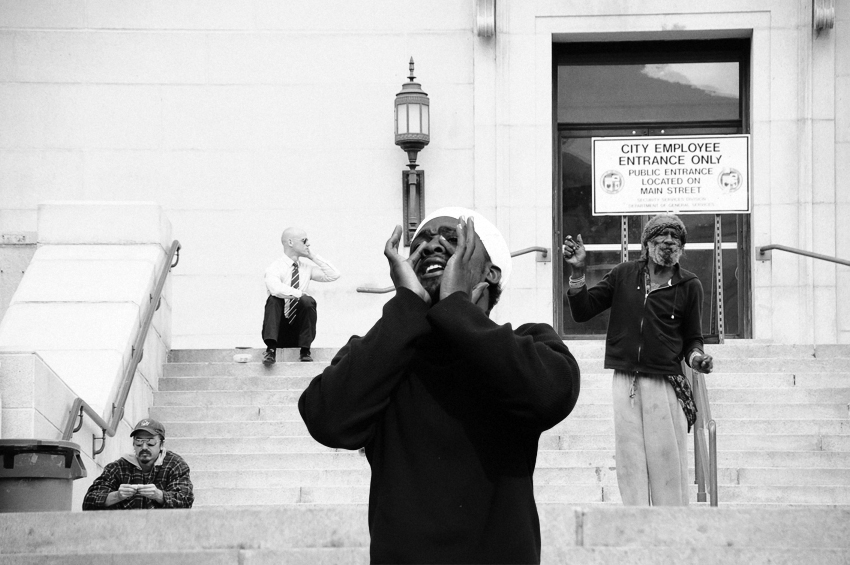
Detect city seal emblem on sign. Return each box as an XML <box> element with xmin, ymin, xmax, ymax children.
<box><xmin>718</xmin><ymin>168</ymin><xmax>743</xmax><ymax>194</ymax></box>
<box><xmin>600</xmin><ymin>170</ymin><xmax>625</xmax><ymax>194</ymax></box>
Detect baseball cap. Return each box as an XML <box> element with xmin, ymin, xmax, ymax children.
<box><xmin>130</xmin><ymin>418</ymin><xmax>165</xmax><ymax>439</ymax></box>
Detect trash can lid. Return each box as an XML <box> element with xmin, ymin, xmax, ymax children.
<box><xmin>0</xmin><ymin>439</ymin><xmax>87</xmax><ymax>480</ymax></box>
<box><xmin>0</xmin><ymin>439</ymin><xmax>82</xmax><ymax>452</ymax></box>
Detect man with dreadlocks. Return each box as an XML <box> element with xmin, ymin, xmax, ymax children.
<box><xmin>563</xmin><ymin>213</ymin><xmax>714</xmax><ymax>506</ymax></box>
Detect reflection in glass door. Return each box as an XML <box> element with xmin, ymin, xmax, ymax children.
<box><xmin>553</xmin><ymin>40</ymin><xmax>751</xmax><ymax>340</ymax></box>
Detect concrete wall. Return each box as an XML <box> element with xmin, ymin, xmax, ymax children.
<box><xmin>0</xmin><ymin>201</ymin><xmax>173</xmax><ymax>507</ymax></box>
<box><xmin>0</xmin><ymin>1</ymin><xmax>846</xmax><ymax>344</ymax></box>
<box><xmin>0</xmin><ymin>351</ymin><xmax>138</xmax><ymax>509</ymax></box>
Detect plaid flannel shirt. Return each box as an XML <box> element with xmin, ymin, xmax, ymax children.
<box><xmin>82</xmin><ymin>449</ymin><xmax>194</xmax><ymax>510</ymax></box>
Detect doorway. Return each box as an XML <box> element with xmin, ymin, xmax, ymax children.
<box><xmin>553</xmin><ymin>39</ymin><xmax>751</xmax><ymax>340</ymax></box>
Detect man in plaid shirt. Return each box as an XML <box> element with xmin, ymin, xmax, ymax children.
<box><xmin>82</xmin><ymin>418</ymin><xmax>194</xmax><ymax>510</ymax></box>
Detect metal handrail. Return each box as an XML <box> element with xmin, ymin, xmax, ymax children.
<box><xmin>684</xmin><ymin>361</ymin><xmax>718</xmax><ymax>506</ymax></box>
<box><xmin>757</xmin><ymin>244</ymin><xmax>850</xmax><ymax>267</ymax></box>
<box><xmin>511</xmin><ymin>246</ymin><xmax>548</xmax><ymax>260</ymax></box>
<box><xmin>61</xmin><ymin>241</ymin><xmax>181</xmax><ymax>455</ymax></box>
<box><xmin>356</xmin><ymin>246</ymin><xmax>549</xmax><ymax>294</ymax></box>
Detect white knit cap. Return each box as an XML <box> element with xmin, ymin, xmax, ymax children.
<box><xmin>411</xmin><ymin>207</ymin><xmax>512</xmax><ymax>289</ymax></box>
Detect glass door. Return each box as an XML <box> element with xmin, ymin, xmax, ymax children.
<box><xmin>553</xmin><ymin>40</ymin><xmax>751</xmax><ymax>340</ymax></box>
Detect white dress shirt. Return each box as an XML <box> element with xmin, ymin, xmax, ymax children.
<box><xmin>264</xmin><ymin>254</ymin><xmax>340</xmax><ymax>299</ymax></box>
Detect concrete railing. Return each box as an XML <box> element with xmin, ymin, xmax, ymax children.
<box><xmin>61</xmin><ymin>241</ymin><xmax>181</xmax><ymax>455</ymax></box>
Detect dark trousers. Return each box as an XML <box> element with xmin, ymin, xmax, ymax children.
<box><xmin>262</xmin><ymin>295</ymin><xmax>317</xmax><ymax>350</ymax></box>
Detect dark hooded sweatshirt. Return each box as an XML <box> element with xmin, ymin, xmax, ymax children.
<box><xmin>567</xmin><ymin>259</ymin><xmax>705</xmax><ymax>374</ymax></box>
<box><xmin>298</xmin><ymin>288</ymin><xmax>581</xmax><ymax>564</ymax></box>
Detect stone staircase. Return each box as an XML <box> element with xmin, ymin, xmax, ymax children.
<box><xmin>158</xmin><ymin>341</ymin><xmax>850</xmax><ymax>507</ymax></box>
<box><xmin>3</xmin><ymin>341</ymin><xmax>850</xmax><ymax>563</ymax></box>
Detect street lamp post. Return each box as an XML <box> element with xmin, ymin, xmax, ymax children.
<box><xmin>394</xmin><ymin>58</ymin><xmax>430</xmax><ymax>246</ymax></box>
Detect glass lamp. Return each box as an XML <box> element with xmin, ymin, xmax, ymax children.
<box><xmin>394</xmin><ymin>58</ymin><xmax>430</xmax><ymax>245</ymax></box>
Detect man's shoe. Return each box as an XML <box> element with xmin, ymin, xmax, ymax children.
<box><xmin>299</xmin><ymin>353</ymin><xmax>313</xmax><ymax>362</ymax></box>
<box><xmin>262</xmin><ymin>349</ymin><xmax>276</xmax><ymax>366</ymax></box>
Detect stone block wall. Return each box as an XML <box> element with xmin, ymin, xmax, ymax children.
<box><xmin>0</xmin><ymin>201</ymin><xmax>174</xmax><ymax>508</ymax></box>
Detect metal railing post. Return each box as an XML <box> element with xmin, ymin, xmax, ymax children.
<box><xmin>714</xmin><ymin>214</ymin><xmax>725</xmax><ymax>344</ymax></box>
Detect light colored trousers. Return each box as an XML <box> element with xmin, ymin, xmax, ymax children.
<box><xmin>613</xmin><ymin>370</ymin><xmax>689</xmax><ymax>506</ymax></box>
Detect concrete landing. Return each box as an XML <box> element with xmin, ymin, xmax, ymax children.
<box><xmin>1</xmin><ymin>505</ymin><xmax>849</xmax><ymax>564</ymax></box>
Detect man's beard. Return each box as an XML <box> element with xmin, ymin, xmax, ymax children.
<box><xmin>648</xmin><ymin>241</ymin><xmax>683</xmax><ymax>267</ymax></box>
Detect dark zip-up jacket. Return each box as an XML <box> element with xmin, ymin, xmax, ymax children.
<box><xmin>567</xmin><ymin>260</ymin><xmax>704</xmax><ymax>375</ymax></box>
<box><xmin>299</xmin><ymin>288</ymin><xmax>581</xmax><ymax>564</ymax></box>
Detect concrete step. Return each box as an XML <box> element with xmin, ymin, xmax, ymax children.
<box><xmin>706</xmin><ymin>373</ymin><xmax>850</xmax><ymax>389</ymax></box>
<box><xmin>700</xmin><ymin>342</ymin><xmax>850</xmax><ymax>359</ymax></box>
<box><xmin>157</xmin><ymin>371</ymin><xmax>850</xmax><ymax>392</ymax></box>
<box><xmin>167</xmin><ymin>436</ymin><xmax>340</xmax><ymax>454</ymax></box>
<box><xmin>181</xmin><ymin>449</ymin><xmax>850</xmax><ymax>473</ymax></box>
<box><xmin>574</xmin><ymin>386</ymin><xmax>850</xmax><ymax>406</ymax></box>
<box><xmin>155</xmin><ymin>379</ymin><xmax>850</xmax><ymax>410</ymax></box>
<box><xmin>573</xmin><ymin>358</ymin><xmax>850</xmax><ymax>373</ymax></box>
<box><xmin>166</xmin><ymin>342</ymin><xmax>850</xmax><ymax>364</ymax></box>
<box><xmin>190</xmin><ymin>485</ymin><xmax>616</xmax><ymax>506</ymax></box>
<box><xmin>193</xmin><ymin>486</ymin><xmax>369</xmax><ymax>505</ymax></box>
<box><xmin>189</xmin><ymin>467</ymin><xmax>622</xmax><ymax>490</ymax></box>
<box><xmin>192</xmin><ymin>469</ymin><xmax>374</xmax><ymax>489</ymax></box>
<box><xmin>154</xmin><ymin>400</ymin><xmax>850</xmax><ymax>421</ymax></box>
<box><xmin>161</xmin><ymin>360</ymin><xmax>850</xmax><ymax>380</ymax></box>
<box><xmin>187</xmin><ymin>452</ymin><xmax>370</xmax><ymax>472</ymax></box>
<box><xmin>165</xmin><ymin>433</ymin><xmax>850</xmax><ymax>455</ymax></box>
<box><xmin>4</xmin><ymin>505</ymin><xmax>850</xmax><ymax>560</ymax></box>
<box><xmin>705</xmin><ymin>387</ymin><xmax>850</xmax><ymax>404</ymax></box>
<box><xmin>735</xmin><ymin>467</ymin><xmax>850</xmax><ymax>486</ymax></box>
<box><xmin>3</xmin><ymin>549</ymin><xmax>371</xmax><ymax>565</ymax></box>
<box><xmin>187</xmin><ymin>464</ymin><xmax>850</xmax><ymax>491</ymax></box>
<box><xmin>164</xmin><ymin>362</ymin><xmax>330</xmax><ymax>377</ymax></box>
<box><xmin>552</xmin><ymin>548</ymin><xmax>850</xmax><ymax>564</ymax></box>
<box><xmin>552</xmin><ymin>433</ymin><xmax>850</xmax><ymax>452</ymax></box>
<box><xmin>717</xmin><ymin>485</ymin><xmax>850</xmax><ymax>504</ymax></box>
<box><xmin>714</xmin><ymin>450</ymin><xmax>850</xmax><ymax>468</ymax></box>
<box><xmin>188</xmin><ymin>466</ymin><xmax>850</xmax><ymax>491</ymax></box>
<box><xmin>160</xmin><ymin>417</ymin><xmax>850</xmax><ymax>439</ymax></box>
<box><xmin>162</xmin><ymin>354</ymin><xmax>850</xmax><ymax>377</ymax></box>
<box><xmin>33</xmin><ymin>547</ymin><xmax>846</xmax><ymax>565</ymax></box>
<box><xmin>153</xmin><ymin>405</ymin><xmax>304</xmax><ymax>421</ymax></box>
<box><xmin>159</xmin><ymin>375</ymin><xmax>317</xmax><ymax>391</ymax></box>
<box><xmin>169</xmin><ymin>348</ymin><xmax>339</xmax><ymax>363</ymax></box>
<box><xmin>190</xmin><ymin>482</ymin><xmax>850</xmax><ymax>506</ymax></box>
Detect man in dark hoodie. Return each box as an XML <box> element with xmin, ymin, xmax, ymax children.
<box><xmin>563</xmin><ymin>213</ymin><xmax>714</xmax><ymax>506</ymax></box>
<box><xmin>299</xmin><ymin>207</ymin><xmax>581</xmax><ymax>564</ymax></box>
<box><xmin>82</xmin><ymin>418</ymin><xmax>193</xmax><ymax>510</ymax></box>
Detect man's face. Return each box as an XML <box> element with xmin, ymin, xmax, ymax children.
<box><xmin>290</xmin><ymin>232</ymin><xmax>310</xmax><ymax>257</ymax></box>
<box><xmin>647</xmin><ymin>228</ymin><xmax>683</xmax><ymax>267</ymax></box>
<box><xmin>132</xmin><ymin>432</ymin><xmax>162</xmax><ymax>466</ymax></box>
<box><xmin>410</xmin><ymin>216</ymin><xmax>492</xmax><ymax>303</ymax></box>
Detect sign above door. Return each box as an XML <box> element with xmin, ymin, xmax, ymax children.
<box><xmin>591</xmin><ymin>134</ymin><xmax>751</xmax><ymax>215</ymax></box>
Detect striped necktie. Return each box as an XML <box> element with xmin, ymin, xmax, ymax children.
<box><xmin>284</xmin><ymin>262</ymin><xmax>299</xmax><ymax>323</ymax></box>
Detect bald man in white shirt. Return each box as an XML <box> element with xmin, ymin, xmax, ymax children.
<box><xmin>262</xmin><ymin>227</ymin><xmax>340</xmax><ymax>364</ymax></box>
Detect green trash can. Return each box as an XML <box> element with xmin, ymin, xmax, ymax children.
<box><xmin>0</xmin><ymin>439</ymin><xmax>87</xmax><ymax>512</ymax></box>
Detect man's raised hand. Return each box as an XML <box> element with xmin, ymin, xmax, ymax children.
<box><xmin>384</xmin><ymin>225</ymin><xmax>430</xmax><ymax>304</ymax></box>
<box><xmin>562</xmin><ymin>234</ymin><xmax>587</xmax><ymax>269</ymax></box>
<box><xmin>440</xmin><ymin>217</ymin><xmax>489</xmax><ymax>301</ymax></box>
